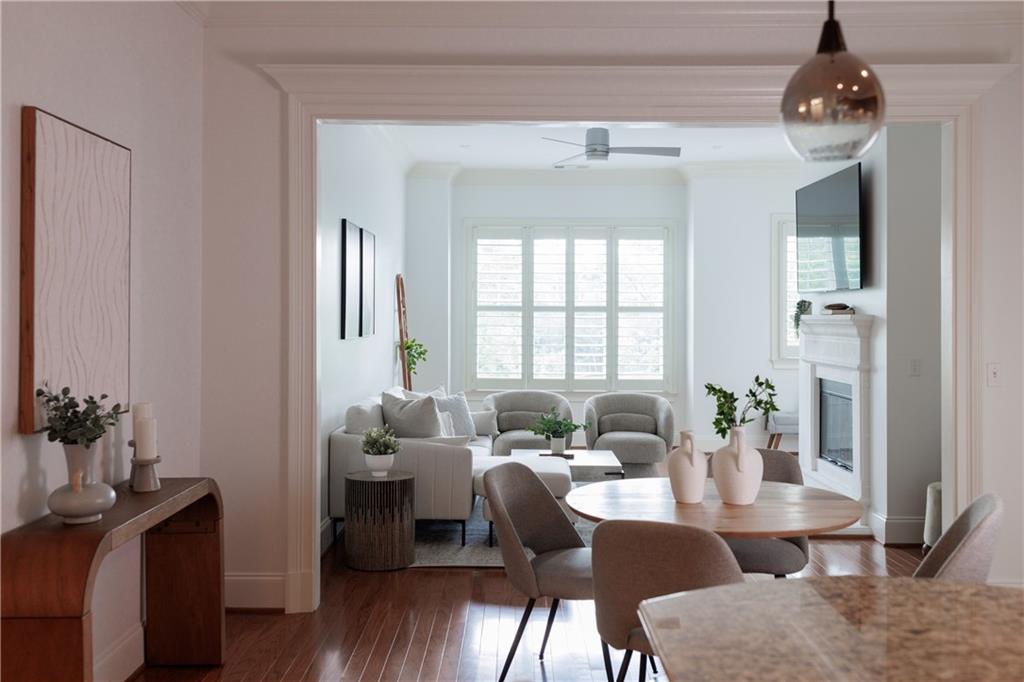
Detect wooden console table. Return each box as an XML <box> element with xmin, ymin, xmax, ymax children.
<box><xmin>1</xmin><ymin>477</ymin><xmax>224</xmax><ymax>681</ymax></box>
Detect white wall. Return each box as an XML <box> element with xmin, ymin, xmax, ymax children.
<box><xmin>1</xmin><ymin>2</ymin><xmax>203</xmax><ymax>677</ymax></box>
<box><xmin>317</xmin><ymin>124</ymin><xmax>410</xmax><ymax>548</ymax></box>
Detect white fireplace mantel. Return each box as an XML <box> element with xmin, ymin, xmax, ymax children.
<box><xmin>798</xmin><ymin>314</ymin><xmax>876</xmax><ymax>517</ymax></box>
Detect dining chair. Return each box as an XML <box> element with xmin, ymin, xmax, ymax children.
<box><xmin>913</xmin><ymin>492</ymin><xmax>1003</xmax><ymax>583</ymax></box>
<box><xmin>483</xmin><ymin>461</ymin><xmax>596</xmax><ymax>682</ymax></box>
<box><xmin>723</xmin><ymin>448</ymin><xmax>810</xmax><ymax>578</ymax></box>
<box><xmin>592</xmin><ymin>519</ymin><xmax>744</xmax><ymax>682</ymax></box>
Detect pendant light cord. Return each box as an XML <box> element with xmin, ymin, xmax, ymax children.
<box><xmin>817</xmin><ymin>0</ymin><xmax>847</xmax><ymax>54</ymax></box>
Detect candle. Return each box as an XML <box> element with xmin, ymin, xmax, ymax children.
<box><xmin>132</xmin><ymin>402</ymin><xmax>153</xmax><ymax>436</ymax></box>
<box><xmin>134</xmin><ymin>417</ymin><xmax>158</xmax><ymax>460</ymax></box>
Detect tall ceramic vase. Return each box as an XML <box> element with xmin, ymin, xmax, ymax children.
<box><xmin>667</xmin><ymin>430</ymin><xmax>707</xmax><ymax>503</ymax></box>
<box><xmin>47</xmin><ymin>444</ymin><xmax>117</xmax><ymax>524</ymax></box>
<box><xmin>711</xmin><ymin>426</ymin><xmax>764</xmax><ymax>505</ymax></box>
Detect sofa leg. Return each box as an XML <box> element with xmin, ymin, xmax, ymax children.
<box><xmin>460</xmin><ymin>520</ymin><xmax>466</xmax><ymax>547</ymax></box>
<box><xmin>775</xmin><ymin>574</ymin><xmax>787</xmax><ymax>579</ymax></box>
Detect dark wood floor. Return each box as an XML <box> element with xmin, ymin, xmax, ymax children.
<box><xmin>138</xmin><ymin>539</ymin><xmax>921</xmax><ymax>682</ymax></box>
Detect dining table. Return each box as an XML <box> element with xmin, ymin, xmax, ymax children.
<box><xmin>565</xmin><ymin>478</ymin><xmax>863</xmax><ymax>538</ymax></box>
<box><xmin>638</xmin><ymin>576</ymin><xmax>1024</xmax><ymax>681</ymax></box>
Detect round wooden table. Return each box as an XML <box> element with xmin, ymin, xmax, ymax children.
<box><xmin>638</xmin><ymin>577</ymin><xmax>1024</xmax><ymax>681</ymax></box>
<box><xmin>344</xmin><ymin>471</ymin><xmax>415</xmax><ymax>571</ymax></box>
<box><xmin>565</xmin><ymin>479</ymin><xmax>862</xmax><ymax>538</ymax></box>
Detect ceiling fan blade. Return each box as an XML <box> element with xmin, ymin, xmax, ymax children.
<box><xmin>552</xmin><ymin>152</ymin><xmax>586</xmax><ymax>167</ymax></box>
<box><xmin>609</xmin><ymin>146</ymin><xmax>681</xmax><ymax>157</ymax></box>
<box><xmin>542</xmin><ymin>136</ymin><xmax>585</xmax><ymax>147</ymax></box>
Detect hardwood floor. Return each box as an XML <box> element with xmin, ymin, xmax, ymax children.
<box><xmin>137</xmin><ymin>539</ymin><xmax>921</xmax><ymax>682</ymax></box>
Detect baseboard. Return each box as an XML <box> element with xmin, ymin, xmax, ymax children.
<box><xmin>320</xmin><ymin>516</ymin><xmax>339</xmax><ymax>555</ymax></box>
<box><xmin>93</xmin><ymin>622</ymin><xmax>143</xmax><ymax>682</ymax></box>
<box><xmin>810</xmin><ymin>522</ymin><xmax>874</xmax><ymax>538</ymax></box>
<box><xmin>225</xmin><ymin>572</ymin><xmax>285</xmax><ymax>610</ymax></box>
<box><xmin>869</xmin><ymin>511</ymin><xmax>925</xmax><ymax>545</ymax></box>
<box><xmin>988</xmin><ymin>579</ymin><xmax>1024</xmax><ymax>589</ymax></box>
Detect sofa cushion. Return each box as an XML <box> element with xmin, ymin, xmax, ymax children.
<box><xmin>417</xmin><ymin>435</ymin><xmax>472</xmax><ymax>447</ymax></box>
<box><xmin>471</xmin><ymin>409</ymin><xmax>499</xmax><ymax>437</ymax></box>
<box><xmin>472</xmin><ymin>455</ymin><xmax>572</xmax><ymax>498</ymax></box>
<box><xmin>381</xmin><ymin>392</ymin><xmax>442</xmax><ymax>438</ymax></box>
<box><xmin>497</xmin><ymin>410</ymin><xmax>544</xmax><ymax>432</ymax></box>
<box><xmin>595</xmin><ymin>431</ymin><xmax>667</xmax><ymax>464</ymax></box>
<box><xmin>598</xmin><ymin>412</ymin><xmax>657</xmax><ymax>435</ymax></box>
<box><xmin>345</xmin><ymin>397</ymin><xmax>385</xmax><ymax>435</ymax></box>
<box><xmin>434</xmin><ymin>392</ymin><xmax>476</xmax><ymax>438</ymax></box>
<box><xmin>492</xmin><ymin>429</ymin><xmax>552</xmax><ymax>457</ymax></box>
<box><xmin>467</xmin><ymin>436</ymin><xmax>493</xmax><ymax>458</ymax></box>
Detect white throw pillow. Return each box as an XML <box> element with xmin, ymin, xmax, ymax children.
<box><xmin>344</xmin><ymin>398</ymin><xmax>385</xmax><ymax>435</ymax></box>
<box><xmin>471</xmin><ymin>409</ymin><xmax>499</xmax><ymax>437</ymax></box>
<box><xmin>401</xmin><ymin>385</ymin><xmax>447</xmax><ymax>399</ymax></box>
<box><xmin>381</xmin><ymin>392</ymin><xmax>442</xmax><ymax>438</ymax></box>
<box><xmin>438</xmin><ymin>411</ymin><xmax>456</xmax><ymax>437</ymax></box>
<box><xmin>434</xmin><ymin>392</ymin><xmax>476</xmax><ymax>438</ymax></box>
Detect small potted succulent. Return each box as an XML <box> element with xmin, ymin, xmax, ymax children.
<box><xmin>527</xmin><ymin>408</ymin><xmax>585</xmax><ymax>455</ymax></box>
<box><xmin>361</xmin><ymin>425</ymin><xmax>400</xmax><ymax>477</ymax></box>
<box><xmin>36</xmin><ymin>385</ymin><xmax>121</xmax><ymax>524</ymax></box>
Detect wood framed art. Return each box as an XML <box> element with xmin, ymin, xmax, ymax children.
<box><xmin>19</xmin><ymin>107</ymin><xmax>131</xmax><ymax>434</ymax></box>
<box><xmin>339</xmin><ymin>218</ymin><xmax>375</xmax><ymax>339</ymax></box>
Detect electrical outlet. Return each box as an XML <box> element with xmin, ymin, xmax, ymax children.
<box><xmin>909</xmin><ymin>358</ymin><xmax>922</xmax><ymax>377</ymax></box>
<box><xmin>986</xmin><ymin>363</ymin><xmax>1001</xmax><ymax>387</ymax></box>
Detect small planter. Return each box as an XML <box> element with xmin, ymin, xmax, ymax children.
<box><xmin>48</xmin><ymin>444</ymin><xmax>117</xmax><ymax>524</ymax></box>
<box><xmin>549</xmin><ymin>436</ymin><xmax>567</xmax><ymax>455</ymax></box>
<box><xmin>365</xmin><ymin>453</ymin><xmax>395</xmax><ymax>478</ymax></box>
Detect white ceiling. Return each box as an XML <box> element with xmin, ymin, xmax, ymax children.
<box><xmin>370</xmin><ymin>124</ymin><xmax>799</xmax><ymax>169</ymax></box>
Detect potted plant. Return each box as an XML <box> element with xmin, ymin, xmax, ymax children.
<box><xmin>703</xmin><ymin>376</ymin><xmax>779</xmax><ymax>505</ymax></box>
<box><xmin>527</xmin><ymin>408</ymin><xmax>585</xmax><ymax>455</ymax></box>
<box><xmin>36</xmin><ymin>385</ymin><xmax>121</xmax><ymax>524</ymax></box>
<box><xmin>402</xmin><ymin>338</ymin><xmax>428</xmax><ymax>376</ymax></box>
<box><xmin>361</xmin><ymin>425</ymin><xmax>400</xmax><ymax>477</ymax></box>
<box><xmin>794</xmin><ymin>299</ymin><xmax>812</xmax><ymax>336</ymax></box>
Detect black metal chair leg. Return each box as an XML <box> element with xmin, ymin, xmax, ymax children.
<box><xmin>489</xmin><ymin>521</ymin><xmax>494</xmax><ymax>547</ymax></box>
<box><xmin>615</xmin><ymin>649</ymin><xmax>633</xmax><ymax>682</ymax></box>
<box><xmin>538</xmin><ymin>598</ymin><xmax>559</xmax><ymax>660</ymax></box>
<box><xmin>460</xmin><ymin>520</ymin><xmax>466</xmax><ymax>546</ymax></box>
<box><xmin>650</xmin><ymin>655</ymin><xmax>658</xmax><ymax>675</ymax></box>
<box><xmin>498</xmin><ymin>599</ymin><xmax>535</xmax><ymax>682</ymax></box>
<box><xmin>639</xmin><ymin>654</ymin><xmax>648</xmax><ymax>682</ymax></box>
<box><xmin>601</xmin><ymin>641</ymin><xmax>614</xmax><ymax>682</ymax></box>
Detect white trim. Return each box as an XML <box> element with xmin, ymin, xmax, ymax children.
<box><xmin>260</xmin><ymin>61</ymin><xmax>1001</xmax><ymax>614</ymax></box>
<box><xmin>225</xmin><ymin>572</ymin><xmax>287</xmax><ymax>610</ymax></box>
<box><xmin>93</xmin><ymin>623</ymin><xmax>144</xmax><ymax>682</ymax></box>
<box><xmin>769</xmin><ymin>213</ymin><xmax>799</xmax><ymax>370</ymax></box>
<box><xmin>868</xmin><ymin>512</ymin><xmax>927</xmax><ymax>546</ymax></box>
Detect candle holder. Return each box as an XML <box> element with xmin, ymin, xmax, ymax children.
<box><xmin>128</xmin><ymin>439</ymin><xmax>162</xmax><ymax>493</ymax></box>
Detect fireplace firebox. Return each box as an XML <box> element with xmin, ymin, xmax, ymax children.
<box><xmin>819</xmin><ymin>378</ymin><xmax>853</xmax><ymax>471</ymax></box>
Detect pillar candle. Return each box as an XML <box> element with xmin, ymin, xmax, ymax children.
<box><xmin>132</xmin><ymin>402</ymin><xmax>153</xmax><ymax>436</ymax></box>
<box><xmin>134</xmin><ymin>417</ymin><xmax>158</xmax><ymax>460</ymax></box>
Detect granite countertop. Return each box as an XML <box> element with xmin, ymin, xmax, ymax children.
<box><xmin>639</xmin><ymin>576</ymin><xmax>1024</xmax><ymax>681</ymax></box>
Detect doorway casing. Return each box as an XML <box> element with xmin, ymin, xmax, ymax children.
<box><xmin>262</xmin><ymin>62</ymin><xmax>1014</xmax><ymax>612</ymax></box>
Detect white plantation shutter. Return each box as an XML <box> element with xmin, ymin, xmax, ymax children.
<box><xmin>533</xmin><ymin>239</ymin><xmax>566</xmax><ymax>307</ymax></box>
<box><xmin>771</xmin><ymin>215</ymin><xmax>799</xmax><ymax>367</ymax></box>
<box><xmin>475</xmin><ymin>237</ymin><xmax>523</xmax><ymax>380</ymax></box>
<box><xmin>616</xmin><ymin>237</ymin><xmax>665</xmax><ymax>384</ymax></box>
<box><xmin>574</xmin><ymin>239</ymin><xmax>607</xmax><ymax>306</ymax></box>
<box><xmin>785</xmin><ymin>233</ymin><xmax>800</xmax><ymax>349</ymax></box>
<box><xmin>618</xmin><ymin>312</ymin><xmax>664</xmax><ymax>380</ymax></box>
<box><xmin>533</xmin><ymin>311</ymin><xmax>565</xmax><ymax>379</ymax></box>
<box><xmin>574</xmin><ymin>311</ymin><xmax>606</xmax><ymax>379</ymax></box>
<box><xmin>477</xmin><ymin>238</ymin><xmax>522</xmax><ymax>305</ymax></box>
<box><xmin>617</xmin><ymin>239</ymin><xmax>664</xmax><ymax>307</ymax></box>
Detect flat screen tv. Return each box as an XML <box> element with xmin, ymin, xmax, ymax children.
<box><xmin>796</xmin><ymin>163</ymin><xmax>863</xmax><ymax>293</ymax></box>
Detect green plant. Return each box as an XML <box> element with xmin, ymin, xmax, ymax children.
<box><xmin>794</xmin><ymin>299</ymin><xmax>812</xmax><ymax>335</ymax></box>
<box><xmin>402</xmin><ymin>338</ymin><xmax>428</xmax><ymax>375</ymax></box>
<box><xmin>35</xmin><ymin>385</ymin><xmax>121</xmax><ymax>448</ymax></box>
<box><xmin>704</xmin><ymin>375</ymin><xmax>779</xmax><ymax>439</ymax></box>
<box><xmin>527</xmin><ymin>408</ymin><xmax>585</xmax><ymax>440</ymax></box>
<box><xmin>361</xmin><ymin>426</ymin><xmax>400</xmax><ymax>456</ymax></box>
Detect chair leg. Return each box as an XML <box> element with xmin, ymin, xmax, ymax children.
<box><xmin>498</xmin><ymin>598</ymin><xmax>535</xmax><ymax>682</ymax></box>
<box><xmin>538</xmin><ymin>598</ymin><xmax>559</xmax><ymax>660</ymax></box>
<box><xmin>601</xmin><ymin>641</ymin><xmax>614</xmax><ymax>682</ymax></box>
<box><xmin>639</xmin><ymin>654</ymin><xmax>648</xmax><ymax>682</ymax></box>
<box><xmin>489</xmin><ymin>521</ymin><xmax>494</xmax><ymax>547</ymax></box>
<box><xmin>615</xmin><ymin>650</ymin><xmax>633</xmax><ymax>682</ymax></box>
<box><xmin>460</xmin><ymin>520</ymin><xmax>466</xmax><ymax>547</ymax></box>
<box><xmin>650</xmin><ymin>656</ymin><xmax>658</xmax><ymax>675</ymax></box>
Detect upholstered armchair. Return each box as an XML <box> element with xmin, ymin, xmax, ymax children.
<box><xmin>482</xmin><ymin>390</ymin><xmax>575</xmax><ymax>457</ymax></box>
<box><xmin>584</xmin><ymin>393</ymin><xmax>674</xmax><ymax>477</ymax></box>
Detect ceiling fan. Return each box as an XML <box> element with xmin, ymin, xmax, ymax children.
<box><xmin>543</xmin><ymin>127</ymin><xmax>681</xmax><ymax>167</ymax></box>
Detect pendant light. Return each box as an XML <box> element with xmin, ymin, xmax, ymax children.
<box><xmin>781</xmin><ymin>0</ymin><xmax>885</xmax><ymax>161</ymax></box>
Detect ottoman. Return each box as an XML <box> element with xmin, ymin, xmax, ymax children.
<box><xmin>472</xmin><ymin>455</ymin><xmax>574</xmax><ymax>546</ymax></box>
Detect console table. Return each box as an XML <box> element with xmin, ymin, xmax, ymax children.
<box><xmin>1</xmin><ymin>477</ymin><xmax>224</xmax><ymax>681</ymax></box>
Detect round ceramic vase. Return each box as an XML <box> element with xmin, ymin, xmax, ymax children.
<box><xmin>47</xmin><ymin>444</ymin><xmax>117</xmax><ymax>524</ymax></box>
<box><xmin>667</xmin><ymin>430</ymin><xmax>707</xmax><ymax>504</ymax></box>
<box><xmin>711</xmin><ymin>426</ymin><xmax>764</xmax><ymax>505</ymax></box>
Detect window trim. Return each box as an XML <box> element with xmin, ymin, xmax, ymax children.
<box><xmin>770</xmin><ymin>213</ymin><xmax>799</xmax><ymax>370</ymax></box>
<box><xmin>466</xmin><ymin>218</ymin><xmax>676</xmax><ymax>392</ymax></box>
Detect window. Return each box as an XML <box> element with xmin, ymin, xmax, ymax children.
<box><xmin>469</xmin><ymin>223</ymin><xmax>671</xmax><ymax>391</ymax></box>
<box><xmin>771</xmin><ymin>214</ymin><xmax>800</xmax><ymax>368</ymax></box>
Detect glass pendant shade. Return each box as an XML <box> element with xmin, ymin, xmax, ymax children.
<box><xmin>781</xmin><ymin>3</ymin><xmax>886</xmax><ymax>162</ymax></box>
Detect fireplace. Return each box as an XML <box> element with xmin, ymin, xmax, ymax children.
<box><xmin>819</xmin><ymin>379</ymin><xmax>853</xmax><ymax>471</ymax></box>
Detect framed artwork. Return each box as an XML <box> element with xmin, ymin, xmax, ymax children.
<box><xmin>340</xmin><ymin>219</ymin><xmax>361</xmax><ymax>339</ymax></box>
<box><xmin>360</xmin><ymin>229</ymin><xmax>375</xmax><ymax>336</ymax></box>
<box><xmin>19</xmin><ymin>107</ymin><xmax>131</xmax><ymax>433</ymax></box>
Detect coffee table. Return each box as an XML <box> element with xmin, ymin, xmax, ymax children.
<box><xmin>510</xmin><ymin>448</ymin><xmax>625</xmax><ymax>480</ymax></box>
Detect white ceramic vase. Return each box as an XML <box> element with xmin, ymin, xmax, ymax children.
<box><xmin>549</xmin><ymin>436</ymin><xmax>566</xmax><ymax>455</ymax></box>
<box><xmin>711</xmin><ymin>426</ymin><xmax>764</xmax><ymax>505</ymax></box>
<box><xmin>667</xmin><ymin>430</ymin><xmax>707</xmax><ymax>504</ymax></box>
<box><xmin>365</xmin><ymin>453</ymin><xmax>395</xmax><ymax>477</ymax></box>
<box><xmin>47</xmin><ymin>444</ymin><xmax>117</xmax><ymax>524</ymax></box>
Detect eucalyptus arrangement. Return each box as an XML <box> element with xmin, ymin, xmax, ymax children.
<box><xmin>704</xmin><ymin>376</ymin><xmax>779</xmax><ymax>439</ymax></box>
<box><xmin>361</xmin><ymin>426</ymin><xmax>400</xmax><ymax>456</ymax></box>
<box><xmin>402</xmin><ymin>338</ymin><xmax>428</xmax><ymax>375</ymax></box>
<box><xmin>36</xmin><ymin>385</ymin><xmax>121</xmax><ymax>448</ymax></box>
<box><xmin>794</xmin><ymin>299</ymin><xmax>812</xmax><ymax>335</ymax></box>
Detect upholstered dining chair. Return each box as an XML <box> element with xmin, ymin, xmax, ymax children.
<box><xmin>724</xmin><ymin>448</ymin><xmax>810</xmax><ymax>578</ymax></box>
<box><xmin>913</xmin><ymin>492</ymin><xmax>1003</xmax><ymax>583</ymax></box>
<box><xmin>593</xmin><ymin>519</ymin><xmax>744</xmax><ymax>682</ymax></box>
<box><xmin>483</xmin><ymin>462</ymin><xmax>595</xmax><ymax>682</ymax></box>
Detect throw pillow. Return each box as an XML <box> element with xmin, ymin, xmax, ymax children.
<box><xmin>439</xmin><ymin>411</ymin><xmax>456</xmax><ymax>437</ymax></box>
<box><xmin>344</xmin><ymin>398</ymin><xmax>385</xmax><ymax>435</ymax></box>
<box><xmin>471</xmin><ymin>409</ymin><xmax>499</xmax><ymax>437</ymax></box>
<box><xmin>381</xmin><ymin>392</ymin><xmax>442</xmax><ymax>438</ymax></box>
<box><xmin>434</xmin><ymin>392</ymin><xmax>476</xmax><ymax>438</ymax></box>
<box><xmin>401</xmin><ymin>385</ymin><xmax>447</xmax><ymax>399</ymax></box>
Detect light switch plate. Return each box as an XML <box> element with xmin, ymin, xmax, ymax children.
<box><xmin>986</xmin><ymin>363</ymin><xmax>1001</xmax><ymax>387</ymax></box>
